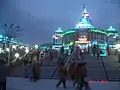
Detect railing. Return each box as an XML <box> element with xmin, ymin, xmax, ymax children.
<box><xmin>50</xmin><ymin>50</ymin><xmax>76</xmax><ymax>79</ymax></box>
<box><xmin>106</xmin><ymin>70</ymin><xmax>120</xmax><ymax>82</ymax></box>
<box><xmin>65</xmin><ymin>50</ymin><xmax>76</xmax><ymax>70</ymax></box>
<box><xmin>100</xmin><ymin>57</ymin><xmax>108</xmax><ymax>80</ymax></box>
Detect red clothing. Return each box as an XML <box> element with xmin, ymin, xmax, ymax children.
<box><xmin>59</xmin><ymin>65</ymin><xmax>67</xmax><ymax>78</ymax></box>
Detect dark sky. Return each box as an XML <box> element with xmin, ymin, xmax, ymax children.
<box><xmin>0</xmin><ymin>0</ymin><xmax>120</xmax><ymax>45</ymax></box>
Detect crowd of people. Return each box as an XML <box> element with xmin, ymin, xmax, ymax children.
<box><xmin>55</xmin><ymin>46</ymin><xmax>90</xmax><ymax>90</ymax></box>
<box><xmin>21</xmin><ymin>48</ymin><xmax>58</xmax><ymax>81</ymax></box>
<box><xmin>56</xmin><ymin>61</ymin><xmax>90</xmax><ymax>90</ymax></box>
<box><xmin>92</xmin><ymin>45</ymin><xmax>103</xmax><ymax>60</ymax></box>
<box><xmin>56</xmin><ymin>45</ymin><xmax>104</xmax><ymax>90</ymax></box>
<box><xmin>20</xmin><ymin>45</ymin><xmax>104</xmax><ymax>90</ymax></box>
<box><xmin>21</xmin><ymin>47</ymin><xmax>67</xmax><ymax>81</ymax></box>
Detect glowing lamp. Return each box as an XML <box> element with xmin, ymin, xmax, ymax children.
<box><xmin>6</xmin><ymin>48</ymin><xmax>9</xmax><ymax>52</ymax></box>
<box><xmin>12</xmin><ymin>45</ymin><xmax>16</xmax><ymax>49</ymax></box>
<box><xmin>25</xmin><ymin>48</ymin><xmax>29</xmax><ymax>53</ymax></box>
<box><xmin>35</xmin><ymin>45</ymin><xmax>38</xmax><ymax>49</ymax></box>
<box><xmin>15</xmin><ymin>53</ymin><xmax>20</xmax><ymax>58</ymax></box>
<box><xmin>82</xmin><ymin>50</ymin><xmax>84</xmax><ymax>52</ymax></box>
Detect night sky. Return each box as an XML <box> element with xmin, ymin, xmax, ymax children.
<box><xmin>0</xmin><ymin>0</ymin><xmax>120</xmax><ymax>45</ymax></box>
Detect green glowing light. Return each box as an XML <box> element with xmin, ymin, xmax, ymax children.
<box><xmin>108</xmin><ymin>32</ymin><xmax>119</xmax><ymax>36</ymax></box>
<box><xmin>90</xmin><ymin>29</ymin><xmax>107</xmax><ymax>34</ymax></box>
<box><xmin>90</xmin><ymin>29</ymin><xmax>119</xmax><ymax>36</ymax></box>
<box><xmin>58</xmin><ymin>28</ymin><xmax>118</xmax><ymax>37</ymax></box>
<box><xmin>107</xmin><ymin>30</ymin><xmax>118</xmax><ymax>33</ymax></box>
<box><xmin>62</xmin><ymin>30</ymin><xmax>76</xmax><ymax>35</ymax></box>
<box><xmin>66</xmin><ymin>41</ymin><xmax>74</xmax><ymax>46</ymax></box>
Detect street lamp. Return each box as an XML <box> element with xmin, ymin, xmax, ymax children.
<box><xmin>20</xmin><ymin>46</ymin><xmax>24</xmax><ymax>49</ymax></box>
<box><xmin>11</xmin><ymin>53</ymin><xmax>20</xmax><ymax>63</ymax></box>
<box><xmin>5</xmin><ymin>47</ymin><xmax>10</xmax><ymax>66</ymax></box>
<box><xmin>25</xmin><ymin>48</ymin><xmax>29</xmax><ymax>53</ymax></box>
<box><xmin>15</xmin><ymin>53</ymin><xmax>19</xmax><ymax>58</ymax></box>
<box><xmin>35</xmin><ymin>45</ymin><xmax>38</xmax><ymax>49</ymax></box>
<box><xmin>12</xmin><ymin>45</ymin><xmax>16</xmax><ymax>49</ymax></box>
<box><xmin>1</xmin><ymin>50</ymin><xmax>4</xmax><ymax>53</ymax></box>
<box><xmin>6</xmin><ymin>48</ymin><xmax>10</xmax><ymax>52</ymax></box>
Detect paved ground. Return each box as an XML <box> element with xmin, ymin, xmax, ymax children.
<box><xmin>7</xmin><ymin>77</ymin><xmax>120</xmax><ymax>90</ymax></box>
<box><xmin>102</xmin><ymin>55</ymin><xmax>120</xmax><ymax>81</ymax></box>
<box><xmin>103</xmin><ymin>55</ymin><xmax>118</xmax><ymax>69</ymax></box>
<box><xmin>9</xmin><ymin>54</ymin><xmax>120</xmax><ymax>81</ymax></box>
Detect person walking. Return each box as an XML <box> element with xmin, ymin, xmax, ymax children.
<box><xmin>32</xmin><ymin>62</ymin><xmax>37</xmax><ymax>82</ymax></box>
<box><xmin>69</xmin><ymin>62</ymin><xmax>76</xmax><ymax>82</ymax></box>
<box><xmin>56</xmin><ymin>62</ymin><xmax>67</xmax><ymax>88</ymax></box>
<box><xmin>23</xmin><ymin>56</ymin><xmax>28</xmax><ymax>67</ymax></box>
<box><xmin>73</xmin><ymin>63</ymin><xmax>82</xmax><ymax>89</ymax></box>
<box><xmin>35</xmin><ymin>60</ymin><xmax>41</xmax><ymax>80</ymax></box>
<box><xmin>24</xmin><ymin>62</ymin><xmax>33</xmax><ymax>80</ymax></box>
<box><xmin>92</xmin><ymin>45</ymin><xmax>96</xmax><ymax>56</ymax></box>
<box><xmin>49</xmin><ymin>49</ymin><xmax>54</xmax><ymax>66</ymax></box>
<box><xmin>96</xmin><ymin>46</ymin><xmax>100</xmax><ymax>60</ymax></box>
<box><xmin>79</xmin><ymin>62</ymin><xmax>90</xmax><ymax>90</ymax></box>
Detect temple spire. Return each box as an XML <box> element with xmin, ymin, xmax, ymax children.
<box><xmin>81</xmin><ymin>4</ymin><xmax>89</xmax><ymax>18</ymax></box>
<box><xmin>75</xmin><ymin>4</ymin><xmax>94</xmax><ymax>29</ymax></box>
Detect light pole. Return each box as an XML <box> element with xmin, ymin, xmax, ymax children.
<box><xmin>7</xmin><ymin>38</ymin><xmax>12</xmax><ymax>65</ymax></box>
<box><xmin>5</xmin><ymin>47</ymin><xmax>10</xmax><ymax>65</ymax></box>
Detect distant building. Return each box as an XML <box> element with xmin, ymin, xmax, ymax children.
<box><xmin>52</xmin><ymin>4</ymin><xmax>119</xmax><ymax>56</ymax></box>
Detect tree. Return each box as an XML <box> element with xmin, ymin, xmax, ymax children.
<box><xmin>2</xmin><ymin>24</ymin><xmax>22</xmax><ymax>39</ymax></box>
<box><xmin>1</xmin><ymin>24</ymin><xmax>23</xmax><ymax>65</ymax></box>
<box><xmin>1</xmin><ymin>24</ymin><xmax>22</xmax><ymax>48</ymax></box>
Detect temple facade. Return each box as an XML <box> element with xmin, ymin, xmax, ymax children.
<box><xmin>52</xmin><ymin>4</ymin><xmax>119</xmax><ymax>56</ymax></box>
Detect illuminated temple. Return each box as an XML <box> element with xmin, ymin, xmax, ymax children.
<box><xmin>52</xmin><ymin>4</ymin><xmax>119</xmax><ymax>56</ymax></box>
